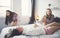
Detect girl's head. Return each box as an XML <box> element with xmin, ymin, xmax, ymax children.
<box><xmin>16</xmin><ymin>27</ymin><xmax>23</xmax><ymax>32</ymax></box>
<box><xmin>6</xmin><ymin>10</ymin><xmax>12</xmax><ymax>16</ymax></box>
<box><xmin>5</xmin><ymin>10</ymin><xmax>13</xmax><ymax>25</ymax></box>
<box><xmin>46</xmin><ymin>8</ymin><xmax>52</xmax><ymax>16</ymax></box>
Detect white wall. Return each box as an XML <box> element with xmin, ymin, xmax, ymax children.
<box><xmin>12</xmin><ymin>0</ymin><xmax>21</xmax><ymax>15</ymax></box>
<box><xmin>0</xmin><ymin>0</ymin><xmax>12</xmax><ymax>17</ymax></box>
<box><xmin>21</xmin><ymin>0</ymin><xmax>32</xmax><ymax>17</ymax></box>
<box><xmin>12</xmin><ymin>0</ymin><xmax>32</xmax><ymax>16</ymax></box>
<box><xmin>35</xmin><ymin>0</ymin><xmax>60</xmax><ymax>20</ymax></box>
<box><xmin>12</xmin><ymin>0</ymin><xmax>32</xmax><ymax>25</ymax></box>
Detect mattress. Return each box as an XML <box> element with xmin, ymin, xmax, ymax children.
<box><xmin>0</xmin><ymin>25</ymin><xmax>60</xmax><ymax>38</ymax></box>
<box><xmin>13</xmin><ymin>30</ymin><xmax>60</xmax><ymax>38</ymax></box>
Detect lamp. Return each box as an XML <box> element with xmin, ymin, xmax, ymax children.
<box><xmin>36</xmin><ymin>16</ymin><xmax>39</xmax><ymax>21</ymax></box>
<box><xmin>34</xmin><ymin>16</ymin><xmax>40</xmax><ymax>28</ymax></box>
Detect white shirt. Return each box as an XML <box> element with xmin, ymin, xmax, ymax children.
<box><xmin>22</xmin><ymin>23</ymin><xmax>46</xmax><ymax>35</ymax></box>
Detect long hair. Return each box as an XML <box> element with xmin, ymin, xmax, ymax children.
<box><xmin>5</xmin><ymin>10</ymin><xmax>13</xmax><ymax>25</ymax></box>
<box><xmin>12</xmin><ymin>12</ymin><xmax>17</xmax><ymax>22</ymax></box>
<box><xmin>46</xmin><ymin>8</ymin><xmax>52</xmax><ymax>16</ymax></box>
<box><xmin>46</xmin><ymin>8</ymin><xmax>53</xmax><ymax>20</ymax></box>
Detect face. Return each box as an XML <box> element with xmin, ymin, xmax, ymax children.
<box><xmin>17</xmin><ymin>27</ymin><xmax>23</xmax><ymax>32</ymax></box>
<box><xmin>46</xmin><ymin>10</ymin><xmax>52</xmax><ymax>15</ymax></box>
<box><xmin>6</xmin><ymin>11</ymin><xmax>10</xmax><ymax>16</ymax></box>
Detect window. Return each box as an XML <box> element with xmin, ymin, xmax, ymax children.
<box><xmin>0</xmin><ymin>0</ymin><xmax>12</xmax><ymax>17</ymax></box>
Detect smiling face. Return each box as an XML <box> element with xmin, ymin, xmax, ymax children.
<box><xmin>6</xmin><ymin>10</ymin><xmax>11</xmax><ymax>16</ymax></box>
<box><xmin>6</xmin><ymin>11</ymin><xmax>10</xmax><ymax>16</ymax></box>
<box><xmin>46</xmin><ymin>8</ymin><xmax>52</xmax><ymax>16</ymax></box>
<box><xmin>46</xmin><ymin>10</ymin><xmax>51</xmax><ymax>15</ymax></box>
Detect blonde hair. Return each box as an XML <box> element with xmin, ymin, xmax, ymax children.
<box><xmin>46</xmin><ymin>8</ymin><xmax>52</xmax><ymax>16</ymax></box>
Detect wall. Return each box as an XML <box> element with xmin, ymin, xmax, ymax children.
<box><xmin>12</xmin><ymin>0</ymin><xmax>21</xmax><ymax>14</ymax></box>
<box><xmin>12</xmin><ymin>0</ymin><xmax>32</xmax><ymax>25</ymax></box>
<box><xmin>12</xmin><ymin>0</ymin><xmax>32</xmax><ymax>17</ymax></box>
<box><xmin>35</xmin><ymin>0</ymin><xmax>60</xmax><ymax>20</ymax></box>
<box><xmin>21</xmin><ymin>0</ymin><xmax>32</xmax><ymax>17</ymax></box>
<box><xmin>0</xmin><ymin>0</ymin><xmax>12</xmax><ymax>17</ymax></box>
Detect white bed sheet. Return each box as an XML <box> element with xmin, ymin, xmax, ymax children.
<box><xmin>0</xmin><ymin>25</ymin><xmax>60</xmax><ymax>38</ymax></box>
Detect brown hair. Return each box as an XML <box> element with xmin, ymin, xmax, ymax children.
<box><xmin>46</xmin><ymin>8</ymin><xmax>52</xmax><ymax>16</ymax></box>
<box><xmin>5</xmin><ymin>10</ymin><xmax>13</xmax><ymax>25</ymax></box>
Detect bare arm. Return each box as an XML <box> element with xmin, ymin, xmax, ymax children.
<box><xmin>42</xmin><ymin>16</ymin><xmax>47</xmax><ymax>25</ymax></box>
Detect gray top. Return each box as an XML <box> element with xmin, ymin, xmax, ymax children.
<box><xmin>46</xmin><ymin>15</ymin><xmax>54</xmax><ymax>24</ymax></box>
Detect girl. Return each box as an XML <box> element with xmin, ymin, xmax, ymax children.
<box><xmin>42</xmin><ymin>8</ymin><xmax>54</xmax><ymax>25</ymax></box>
<box><xmin>5</xmin><ymin>10</ymin><xmax>17</xmax><ymax>26</ymax></box>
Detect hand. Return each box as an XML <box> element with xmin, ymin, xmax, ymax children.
<box><xmin>11</xmin><ymin>21</ymin><xmax>17</xmax><ymax>26</ymax></box>
<box><xmin>34</xmin><ymin>24</ymin><xmax>39</xmax><ymax>28</ymax></box>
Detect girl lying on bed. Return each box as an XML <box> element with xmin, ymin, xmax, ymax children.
<box><xmin>4</xmin><ymin>22</ymin><xmax>60</xmax><ymax>38</ymax></box>
<box><xmin>5</xmin><ymin>8</ymin><xmax>60</xmax><ymax>38</ymax></box>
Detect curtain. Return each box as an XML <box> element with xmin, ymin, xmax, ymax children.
<box><xmin>29</xmin><ymin>0</ymin><xmax>35</xmax><ymax>24</ymax></box>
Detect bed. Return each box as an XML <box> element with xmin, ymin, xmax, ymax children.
<box><xmin>0</xmin><ymin>24</ymin><xmax>60</xmax><ymax>38</ymax></box>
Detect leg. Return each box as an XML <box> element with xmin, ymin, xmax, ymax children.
<box><xmin>46</xmin><ymin>22</ymin><xmax>60</xmax><ymax>28</ymax></box>
<box><xmin>45</xmin><ymin>25</ymin><xmax>60</xmax><ymax>35</ymax></box>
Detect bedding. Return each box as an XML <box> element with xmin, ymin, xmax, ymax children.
<box><xmin>0</xmin><ymin>24</ymin><xmax>60</xmax><ymax>38</ymax></box>
<box><xmin>22</xmin><ymin>24</ymin><xmax>45</xmax><ymax>35</ymax></box>
<box><xmin>10</xmin><ymin>30</ymin><xmax>60</xmax><ymax>38</ymax></box>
